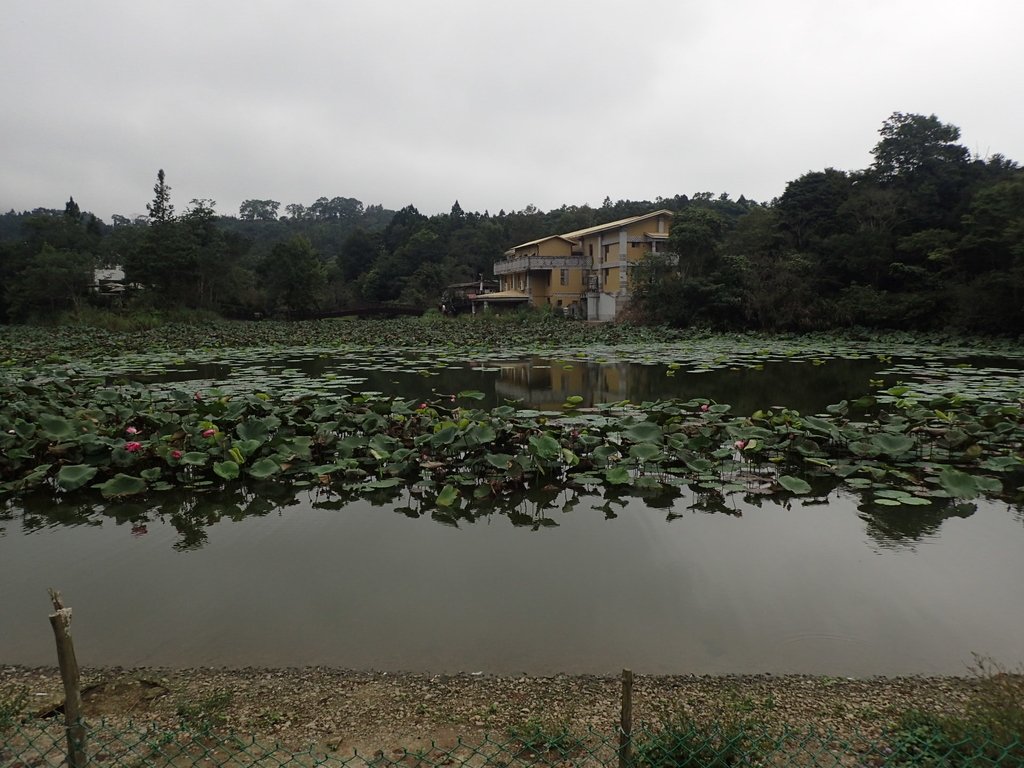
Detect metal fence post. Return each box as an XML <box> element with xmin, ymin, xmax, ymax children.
<box><xmin>48</xmin><ymin>589</ymin><xmax>87</xmax><ymax>768</ymax></box>
<box><xmin>618</xmin><ymin>668</ymin><xmax>634</xmax><ymax>768</ymax></box>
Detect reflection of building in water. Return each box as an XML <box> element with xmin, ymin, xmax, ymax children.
<box><xmin>492</xmin><ymin>359</ymin><xmax>633</xmax><ymax>409</ymax></box>
<box><xmin>490</xmin><ymin>209</ymin><xmax>673</xmax><ymax>321</ymax></box>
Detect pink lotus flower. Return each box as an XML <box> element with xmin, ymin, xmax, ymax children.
<box><xmin>202</xmin><ymin>428</ymin><xmax>217</xmax><ymax>438</ymax></box>
<box><xmin>171</xmin><ymin>449</ymin><xmax>183</xmax><ymax>459</ymax></box>
<box><xmin>125</xmin><ymin>426</ymin><xmax>139</xmax><ymax>435</ymax></box>
<box><xmin>734</xmin><ymin>439</ymin><xmax>747</xmax><ymax>450</ymax></box>
<box><xmin>124</xmin><ymin>441</ymin><xmax>142</xmax><ymax>452</ymax></box>
<box><xmin>418</xmin><ymin>403</ymin><xmax>427</xmax><ymax>410</ymax></box>
<box><xmin>194</xmin><ymin>391</ymin><xmax>204</xmax><ymax>401</ymax></box>
<box><xmin>700</xmin><ymin>404</ymin><xmax>710</xmax><ymax>412</ymax></box>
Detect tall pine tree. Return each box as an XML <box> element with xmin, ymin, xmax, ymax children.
<box><xmin>146</xmin><ymin>169</ymin><xmax>175</xmax><ymax>224</ymax></box>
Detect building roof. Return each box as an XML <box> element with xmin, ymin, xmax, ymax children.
<box><xmin>558</xmin><ymin>209</ymin><xmax>674</xmax><ymax>240</ymax></box>
<box><xmin>506</xmin><ymin>234</ymin><xmax>579</xmax><ymax>251</ymax></box>
<box><xmin>506</xmin><ymin>209</ymin><xmax>674</xmax><ymax>253</ymax></box>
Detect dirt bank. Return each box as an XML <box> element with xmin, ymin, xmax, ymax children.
<box><xmin>1</xmin><ymin>665</ymin><xmax>994</xmax><ymax>757</ymax></box>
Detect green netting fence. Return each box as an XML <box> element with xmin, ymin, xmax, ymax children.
<box><xmin>4</xmin><ymin>714</ymin><xmax>1024</xmax><ymax>768</ymax></box>
<box><xmin>7</xmin><ymin>595</ymin><xmax>1022</xmax><ymax>768</ymax></box>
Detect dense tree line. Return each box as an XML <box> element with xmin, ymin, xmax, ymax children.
<box><xmin>631</xmin><ymin>113</ymin><xmax>1024</xmax><ymax>333</ymax></box>
<box><xmin>0</xmin><ymin>174</ymin><xmax>683</xmax><ymax>322</ymax></box>
<box><xmin>1</xmin><ymin>112</ymin><xmax>1020</xmax><ymax>333</ymax></box>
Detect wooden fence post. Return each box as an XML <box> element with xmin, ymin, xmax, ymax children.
<box><xmin>48</xmin><ymin>589</ymin><xmax>87</xmax><ymax>768</ymax></box>
<box><xmin>618</xmin><ymin>668</ymin><xmax>634</xmax><ymax>768</ymax></box>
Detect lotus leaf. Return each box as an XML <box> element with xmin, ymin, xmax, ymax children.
<box><xmin>629</xmin><ymin>443</ymin><xmax>663</xmax><ymax>462</ymax></box>
<box><xmin>56</xmin><ymin>464</ymin><xmax>98</xmax><ymax>491</ymax></box>
<box><xmin>604</xmin><ymin>467</ymin><xmax>631</xmax><ymax>485</ymax></box>
<box><xmin>623</xmin><ymin>422</ymin><xmax>663</xmax><ymax>443</ymax></box>
<box><xmin>95</xmin><ymin>473</ymin><xmax>147</xmax><ymax>498</ymax></box>
<box><xmin>938</xmin><ymin>468</ymin><xmax>978</xmax><ymax>498</ymax></box>
<box><xmin>247</xmin><ymin>458</ymin><xmax>281</xmax><ymax>479</ymax></box>
<box><xmin>38</xmin><ymin>414</ymin><xmax>75</xmax><ymax>440</ymax></box>
<box><xmin>777</xmin><ymin>475</ymin><xmax>812</xmax><ymax>494</ymax></box>
<box><xmin>436</xmin><ymin>484</ymin><xmax>459</xmax><ymax>506</ymax></box>
<box><xmin>871</xmin><ymin>434</ymin><xmax>916</xmax><ymax>456</ymax></box>
<box><xmin>529</xmin><ymin>433</ymin><xmax>561</xmax><ymax>460</ymax></box>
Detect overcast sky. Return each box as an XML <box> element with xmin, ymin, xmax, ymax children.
<box><xmin>2</xmin><ymin>1</ymin><xmax>1022</xmax><ymax>222</ymax></box>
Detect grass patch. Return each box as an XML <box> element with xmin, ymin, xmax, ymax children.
<box><xmin>176</xmin><ymin>689</ymin><xmax>233</xmax><ymax>731</ymax></box>
<box><xmin>56</xmin><ymin>306</ymin><xmax>224</xmax><ymax>331</ymax></box>
<box><xmin>634</xmin><ymin>711</ymin><xmax>784</xmax><ymax>768</ymax></box>
<box><xmin>0</xmin><ymin>685</ymin><xmax>27</xmax><ymax>732</ymax></box>
<box><xmin>885</xmin><ymin>657</ymin><xmax>1024</xmax><ymax>766</ymax></box>
<box><xmin>508</xmin><ymin>716</ymin><xmax>585</xmax><ymax>758</ymax></box>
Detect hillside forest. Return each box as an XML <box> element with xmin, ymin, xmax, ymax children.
<box><xmin>1</xmin><ymin>112</ymin><xmax>1021</xmax><ymax>333</ymax></box>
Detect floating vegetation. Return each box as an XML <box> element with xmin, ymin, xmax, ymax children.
<box><xmin>1</xmin><ymin>358</ymin><xmax>1022</xmax><ymax>508</ymax></box>
<box><xmin>2</xmin><ymin>320</ymin><xmax>1022</xmax><ymax>508</ymax></box>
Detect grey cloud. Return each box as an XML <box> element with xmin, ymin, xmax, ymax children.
<box><xmin>2</xmin><ymin>0</ymin><xmax>1022</xmax><ymax>221</ymax></box>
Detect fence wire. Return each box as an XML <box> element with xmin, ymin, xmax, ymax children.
<box><xmin>3</xmin><ymin>715</ymin><xmax>1023</xmax><ymax>768</ymax></box>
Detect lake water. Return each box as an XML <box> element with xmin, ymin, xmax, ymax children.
<box><xmin>2</xmin><ymin>487</ymin><xmax>1022</xmax><ymax>675</ymax></box>
<box><xmin>2</xmin><ymin>347</ymin><xmax>1023</xmax><ymax>675</ymax></box>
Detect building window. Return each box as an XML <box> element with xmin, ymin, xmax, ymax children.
<box><xmin>588</xmin><ymin>243</ymin><xmax>593</xmax><ymax>257</ymax></box>
<box><xmin>560</xmin><ymin>268</ymin><xmax>569</xmax><ymax>285</ymax></box>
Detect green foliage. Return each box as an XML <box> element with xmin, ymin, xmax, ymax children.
<box><xmin>777</xmin><ymin>475</ymin><xmax>812</xmax><ymax>494</ymax></box>
<box><xmin>238</xmin><ymin>199</ymin><xmax>280</xmax><ymax>221</ymax></box>
<box><xmin>508</xmin><ymin>717</ymin><xmax>584</xmax><ymax>758</ymax></box>
<box><xmin>258</xmin><ymin>236</ymin><xmax>327</xmax><ymax>316</ymax></box>
<box><xmin>3</xmin><ymin>116</ymin><xmax>1024</xmax><ymax>334</ymax></box>
<box><xmin>146</xmin><ymin>168</ymin><xmax>175</xmax><ymax>224</ymax></box>
<box><xmin>635</xmin><ymin>706</ymin><xmax>781</xmax><ymax>768</ymax></box>
<box><xmin>176</xmin><ymin>689</ymin><xmax>233</xmax><ymax>731</ymax></box>
<box><xmin>0</xmin><ymin>686</ymin><xmax>27</xmax><ymax>732</ymax></box>
<box><xmin>2</xmin><ymin>323</ymin><xmax>1023</xmax><ymax>516</ymax></box>
<box><xmin>53</xmin><ymin>306</ymin><xmax>223</xmax><ymax>331</ymax></box>
<box><xmin>871</xmin><ymin>112</ymin><xmax>969</xmax><ymax>181</ymax></box>
<box><xmin>885</xmin><ymin>659</ymin><xmax>1024</xmax><ymax>767</ymax></box>
<box><xmin>5</xmin><ymin>244</ymin><xmax>92</xmax><ymax>322</ymax></box>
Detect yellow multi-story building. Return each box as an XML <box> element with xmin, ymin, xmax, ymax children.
<box><xmin>490</xmin><ymin>209</ymin><xmax>673</xmax><ymax>321</ymax></box>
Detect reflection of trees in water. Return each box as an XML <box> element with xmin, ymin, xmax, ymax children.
<box><xmin>735</xmin><ymin>476</ymin><xmax>993</xmax><ymax>549</ymax></box>
<box><xmin>13</xmin><ymin>483</ymin><xmax>302</xmax><ymax>551</ymax></box>
<box><xmin>389</xmin><ymin>484</ymin><xmax>586</xmax><ymax>530</ymax></box>
<box><xmin>629</xmin><ymin>358</ymin><xmax>885</xmax><ymax>415</ymax></box>
<box><xmin>9</xmin><ymin>475</ymin><xmax>1016</xmax><ymax>551</ymax></box>
<box><xmin>857</xmin><ymin>496</ymin><xmax>976</xmax><ymax>551</ymax></box>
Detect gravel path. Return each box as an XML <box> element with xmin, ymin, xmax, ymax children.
<box><xmin>1</xmin><ymin>665</ymin><xmax>992</xmax><ymax>757</ymax></box>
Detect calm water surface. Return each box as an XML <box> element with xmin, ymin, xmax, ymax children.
<box><xmin>2</xmin><ymin>489</ymin><xmax>1022</xmax><ymax>675</ymax></box>
<box><xmin>123</xmin><ymin>353</ymin><xmax>893</xmax><ymax>413</ymax></box>
<box><xmin>4</xmin><ymin>349</ymin><xmax>1023</xmax><ymax>674</ymax></box>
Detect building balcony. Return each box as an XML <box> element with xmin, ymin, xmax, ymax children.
<box><xmin>493</xmin><ymin>254</ymin><xmax>586</xmax><ymax>275</ymax></box>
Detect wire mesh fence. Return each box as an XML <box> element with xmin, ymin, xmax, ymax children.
<box><xmin>4</xmin><ymin>714</ymin><xmax>1024</xmax><ymax>768</ymax></box>
<box><xmin>6</xmin><ymin>594</ymin><xmax>1023</xmax><ymax>768</ymax></box>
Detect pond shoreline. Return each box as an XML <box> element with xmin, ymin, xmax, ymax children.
<box><xmin>2</xmin><ymin>664</ymin><xmax>998</xmax><ymax>754</ymax></box>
